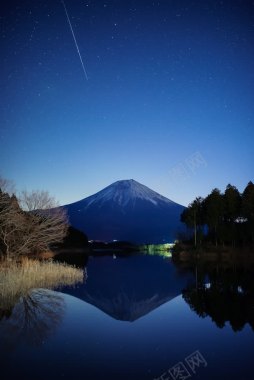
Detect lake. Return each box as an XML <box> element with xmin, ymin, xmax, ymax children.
<box><xmin>1</xmin><ymin>253</ymin><xmax>254</xmax><ymax>380</ymax></box>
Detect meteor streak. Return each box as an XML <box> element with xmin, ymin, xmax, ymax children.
<box><xmin>61</xmin><ymin>0</ymin><xmax>88</xmax><ymax>80</ymax></box>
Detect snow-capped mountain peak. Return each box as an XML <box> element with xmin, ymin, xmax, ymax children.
<box><xmin>63</xmin><ymin>179</ymin><xmax>185</xmax><ymax>243</ymax></box>
<box><xmin>84</xmin><ymin>179</ymin><xmax>173</xmax><ymax>208</ymax></box>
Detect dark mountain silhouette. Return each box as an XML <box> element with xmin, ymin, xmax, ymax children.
<box><xmin>63</xmin><ymin>179</ymin><xmax>185</xmax><ymax>244</ymax></box>
<box><xmin>62</xmin><ymin>255</ymin><xmax>195</xmax><ymax>321</ymax></box>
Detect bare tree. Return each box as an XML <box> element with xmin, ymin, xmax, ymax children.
<box><xmin>0</xmin><ymin>176</ymin><xmax>15</xmax><ymax>195</ymax></box>
<box><xmin>18</xmin><ymin>190</ymin><xmax>68</xmax><ymax>257</ymax></box>
<box><xmin>19</xmin><ymin>190</ymin><xmax>58</xmax><ymax>211</ymax></box>
<box><xmin>0</xmin><ymin>176</ymin><xmax>21</xmax><ymax>258</ymax></box>
<box><xmin>0</xmin><ymin>183</ymin><xmax>68</xmax><ymax>259</ymax></box>
<box><xmin>0</xmin><ymin>191</ymin><xmax>23</xmax><ymax>259</ymax></box>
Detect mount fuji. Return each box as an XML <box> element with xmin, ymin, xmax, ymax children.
<box><xmin>63</xmin><ymin>179</ymin><xmax>185</xmax><ymax>244</ymax></box>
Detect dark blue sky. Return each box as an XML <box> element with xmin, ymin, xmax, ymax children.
<box><xmin>1</xmin><ymin>0</ymin><xmax>253</xmax><ymax>205</ymax></box>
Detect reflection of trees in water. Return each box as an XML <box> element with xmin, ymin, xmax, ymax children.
<box><xmin>0</xmin><ymin>289</ymin><xmax>65</xmax><ymax>349</ymax></box>
<box><xmin>181</xmin><ymin>263</ymin><xmax>254</xmax><ymax>332</ymax></box>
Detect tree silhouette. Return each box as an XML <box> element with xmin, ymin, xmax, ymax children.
<box><xmin>181</xmin><ymin>197</ymin><xmax>205</xmax><ymax>246</ymax></box>
<box><xmin>242</xmin><ymin>181</ymin><xmax>254</xmax><ymax>245</ymax></box>
<box><xmin>0</xmin><ymin>180</ymin><xmax>68</xmax><ymax>259</ymax></box>
<box><xmin>223</xmin><ymin>184</ymin><xmax>241</xmax><ymax>246</ymax></box>
<box><xmin>204</xmin><ymin>188</ymin><xmax>223</xmax><ymax>246</ymax></box>
<box><xmin>180</xmin><ymin>181</ymin><xmax>253</xmax><ymax>248</ymax></box>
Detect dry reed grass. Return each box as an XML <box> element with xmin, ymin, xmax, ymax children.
<box><xmin>0</xmin><ymin>258</ymin><xmax>84</xmax><ymax>310</ymax></box>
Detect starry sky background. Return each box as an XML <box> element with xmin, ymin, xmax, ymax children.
<box><xmin>1</xmin><ymin>0</ymin><xmax>253</xmax><ymax>206</ymax></box>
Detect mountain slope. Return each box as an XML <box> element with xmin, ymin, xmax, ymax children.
<box><xmin>63</xmin><ymin>179</ymin><xmax>185</xmax><ymax>244</ymax></box>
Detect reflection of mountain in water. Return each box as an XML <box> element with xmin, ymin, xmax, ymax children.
<box><xmin>62</xmin><ymin>255</ymin><xmax>195</xmax><ymax>321</ymax></box>
<box><xmin>181</xmin><ymin>263</ymin><xmax>254</xmax><ymax>332</ymax></box>
<box><xmin>0</xmin><ymin>289</ymin><xmax>65</xmax><ymax>349</ymax></box>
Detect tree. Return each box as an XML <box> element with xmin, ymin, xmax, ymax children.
<box><xmin>18</xmin><ymin>190</ymin><xmax>68</xmax><ymax>256</ymax></box>
<box><xmin>0</xmin><ymin>176</ymin><xmax>15</xmax><ymax>195</ymax></box>
<box><xmin>179</xmin><ymin>181</ymin><xmax>253</xmax><ymax>248</ymax></box>
<box><xmin>0</xmin><ymin>191</ymin><xmax>23</xmax><ymax>259</ymax></box>
<box><xmin>181</xmin><ymin>197</ymin><xmax>205</xmax><ymax>247</ymax></box>
<box><xmin>0</xmin><ymin>183</ymin><xmax>68</xmax><ymax>259</ymax></box>
<box><xmin>223</xmin><ymin>184</ymin><xmax>241</xmax><ymax>246</ymax></box>
<box><xmin>19</xmin><ymin>190</ymin><xmax>58</xmax><ymax>211</ymax></box>
<box><xmin>224</xmin><ymin>184</ymin><xmax>241</xmax><ymax>223</ymax></box>
<box><xmin>204</xmin><ymin>188</ymin><xmax>224</xmax><ymax>246</ymax></box>
<box><xmin>242</xmin><ymin>181</ymin><xmax>254</xmax><ymax>244</ymax></box>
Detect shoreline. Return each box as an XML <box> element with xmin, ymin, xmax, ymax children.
<box><xmin>172</xmin><ymin>243</ymin><xmax>254</xmax><ymax>264</ymax></box>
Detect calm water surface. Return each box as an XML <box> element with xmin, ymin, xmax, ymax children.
<box><xmin>1</xmin><ymin>254</ymin><xmax>253</xmax><ymax>380</ymax></box>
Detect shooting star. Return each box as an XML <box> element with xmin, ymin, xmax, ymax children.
<box><xmin>61</xmin><ymin>0</ymin><xmax>88</xmax><ymax>80</ymax></box>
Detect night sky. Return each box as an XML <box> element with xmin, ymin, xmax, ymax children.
<box><xmin>1</xmin><ymin>0</ymin><xmax>253</xmax><ymax>206</ymax></box>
